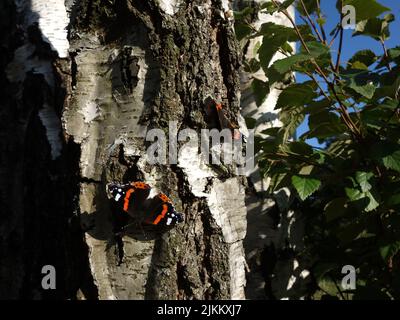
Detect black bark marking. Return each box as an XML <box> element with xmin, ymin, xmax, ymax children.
<box><xmin>120</xmin><ymin>47</ymin><xmax>140</xmax><ymax>93</ymax></box>
<box><xmin>70</xmin><ymin>51</ymin><xmax>78</xmax><ymax>90</ymax></box>
<box><xmin>115</xmin><ymin>234</ymin><xmax>125</xmax><ymax>266</ymax></box>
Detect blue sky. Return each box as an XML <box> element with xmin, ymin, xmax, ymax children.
<box><xmin>295</xmin><ymin>0</ymin><xmax>400</xmax><ymax>146</ymax></box>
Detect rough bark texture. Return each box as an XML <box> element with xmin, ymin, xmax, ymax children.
<box><xmin>1</xmin><ymin>0</ymin><xmax>249</xmax><ymax>300</ymax></box>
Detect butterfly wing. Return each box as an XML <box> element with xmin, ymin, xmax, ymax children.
<box><xmin>214</xmin><ymin>103</ymin><xmax>241</xmax><ymax>141</ymax></box>
<box><xmin>143</xmin><ymin>193</ymin><xmax>184</xmax><ymax>226</ymax></box>
<box><xmin>130</xmin><ymin>182</ymin><xmax>151</xmax><ymax>208</ymax></box>
<box><xmin>107</xmin><ymin>181</ymin><xmax>151</xmax><ymax>217</ymax></box>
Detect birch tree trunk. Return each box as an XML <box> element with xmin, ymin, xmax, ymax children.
<box><xmin>1</xmin><ymin>0</ymin><xmax>249</xmax><ymax>300</ymax></box>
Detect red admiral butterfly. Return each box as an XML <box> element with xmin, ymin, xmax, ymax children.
<box><xmin>205</xmin><ymin>98</ymin><xmax>241</xmax><ymax>140</ymax></box>
<box><xmin>106</xmin><ymin>181</ymin><xmax>184</xmax><ymax>227</ymax></box>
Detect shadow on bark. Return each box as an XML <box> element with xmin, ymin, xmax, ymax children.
<box><xmin>0</xmin><ymin>0</ymin><xmax>98</xmax><ymax>299</ymax></box>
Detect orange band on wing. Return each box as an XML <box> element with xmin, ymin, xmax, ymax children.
<box><xmin>215</xmin><ymin>103</ymin><xmax>223</xmax><ymax>111</ymax></box>
<box><xmin>152</xmin><ymin>204</ymin><xmax>169</xmax><ymax>225</ymax></box>
<box><xmin>131</xmin><ymin>182</ymin><xmax>150</xmax><ymax>189</ymax></box>
<box><xmin>123</xmin><ymin>189</ymin><xmax>135</xmax><ymax>212</ymax></box>
<box><xmin>159</xmin><ymin>193</ymin><xmax>171</xmax><ymax>203</ymax></box>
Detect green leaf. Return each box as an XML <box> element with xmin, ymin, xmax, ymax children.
<box><xmin>345</xmin><ymin>187</ymin><xmax>363</xmax><ymax>201</ymax></box>
<box><xmin>271</xmin><ymin>53</ymin><xmax>313</xmax><ymax>74</ymax></box>
<box><xmin>281</xmin><ymin>42</ymin><xmax>294</xmax><ymax>54</ymax></box>
<box><xmin>299</xmin><ymin>165</ymin><xmax>314</xmax><ymax>175</ymax></box>
<box><xmin>324</xmin><ymin>198</ymin><xmax>349</xmax><ymax>222</ymax></box>
<box><xmin>260</xmin><ymin>127</ymin><xmax>280</xmax><ymax>137</ymax></box>
<box><xmin>258</xmin><ymin>40</ymin><xmax>279</xmax><ymax>71</ymax></box>
<box><xmin>261</xmin><ymin>0</ymin><xmax>294</xmax><ymax>14</ymax></box>
<box><xmin>276</xmin><ymin>82</ymin><xmax>317</xmax><ymax>110</ymax></box>
<box><xmin>308</xmin><ymin>110</ymin><xmax>341</xmax><ymax>132</ymax></box>
<box><xmin>345</xmin><ymin>188</ymin><xmax>379</xmax><ymax>212</ymax></box>
<box><xmin>279</xmin><ymin>0</ymin><xmax>296</xmax><ymax>10</ymax></box>
<box><xmin>342</xmin><ymin>69</ymin><xmax>378</xmax><ymax>99</ymax></box>
<box><xmin>354</xmin><ymin>18</ymin><xmax>382</xmax><ymax>40</ymax></box>
<box><xmin>296</xmin><ymin>0</ymin><xmax>319</xmax><ymax>15</ymax></box>
<box><xmin>256</xmin><ymin>24</ymin><xmax>298</xmax><ymax>71</ymax></box>
<box><xmin>266</xmin><ymin>65</ymin><xmax>292</xmax><ymax>86</ymax></box>
<box><xmin>361</xmin><ymin>100</ymin><xmax>398</xmax><ymax>130</ymax></box>
<box><xmin>235</xmin><ymin>22</ymin><xmax>253</xmax><ymax>41</ymax></box>
<box><xmin>288</xmin><ymin>141</ymin><xmax>314</xmax><ymax>156</ymax></box>
<box><xmin>354</xmin><ymin>16</ymin><xmax>392</xmax><ymax>41</ymax></box>
<box><xmin>380</xmin><ymin>241</ymin><xmax>400</xmax><ymax>260</ymax></box>
<box><xmin>257</xmin><ymin>22</ymin><xmax>296</xmax><ymax>39</ymax></box>
<box><xmin>355</xmin><ymin>171</ymin><xmax>374</xmax><ymax>192</ymax></box>
<box><xmin>371</xmin><ymin>142</ymin><xmax>400</xmax><ymax>173</ymax></box>
<box><xmin>251</xmin><ymin>78</ymin><xmax>270</xmax><ymax>107</ymax></box>
<box><xmin>349</xmin><ymin>61</ymin><xmax>368</xmax><ymax>70</ymax></box>
<box><xmin>351</xmin><ymin>82</ymin><xmax>376</xmax><ymax>99</ymax></box>
<box><xmin>383</xmin><ymin>150</ymin><xmax>400</xmax><ymax>172</ymax></box>
<box><xmin>388</xmin><ymin>47</ymin><xmax>400</xmax><ymax>60</ymax></box>
<box><xmin>253</xmin><ymin>41</ymin><xmax>261</xmax><ymax>56</ymax></box>
<box><xmin>348</xmin><ymin>50</ymin><xmax>378</xmax><ymax>68</ymax></box>
<box><xmin>316</xmin><ymin>17</ymin><xmax>327</xmax><ymax>26</ymax></box>
<box><xmin>279</xmin><ymin>107</ymin><xmax>305</xmax><ymax>141</ymax></box>
<box><xmin>301</xmin><ymin>41</ymin><xmax>330</xmax><ymax>58</ymax></box>
<box><xmin>304</xmin><ymin>111</ymin><xmax>344</xmax><ymax>140</ymax></box>
<box><xmin>261</xmin><ymin>1</ymin><xmax>276</xmax><ymax>13</ymax></box>
<box><xmin>304</xmin><ymin>98</ymin><xmax>333</xmax><ymax>115</ymax></box>
<box><xmin>267</xmin><ymin>53</ymin><xmax>313</xmax><ymax>85</ymax></box>
<box><xmin>245</xmin><ymin>117</ymin><xmax>257</xmax><ymax>130</ymax></box>
<box><xmin>298</xmin><ymin>24</ymin><xmax>317</xmax><ymax>41</ymax></box>
<box><xmin>293</xmin><ymin>43</ymin><xmax>331</xmax><ymax>74</ymax></box>
<box><xmin>317</xmin><ymin>277</ymin><xmax>340</xmax><ymax>297</ymax></box>
<box><xmin>291</xmin><ymin>175</ymin><xmax>321</xmax><ymax>201</ymax></box>
<box><xmin>268</xmin><ymin>172</ymin><xmax>290</xmax><ymax>192</ymax></box>
<box><xmin>339</xmin><ymin>0</ymin><xmax>390</xmax><ymax>22</ymax></box>
<box><xmin>303</xmin><ymin>126</ymin><xmax>343</xmax><ymax>140</ymax></box>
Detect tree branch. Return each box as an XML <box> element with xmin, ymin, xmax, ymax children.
<box><xmin>270</xmin><ymin>0</ymin><xmax>362</xmax><ymax>139</ymax></box>
<box><xmin>299</xmin><ymin>0</ymin><xmax>325</xmax><ymax>44</ymax></box>
<box><xmin>335</xmin><ymin>1</ymin><xmax>344</xmax><ymax>73</ymax></box>
<box><xmin>380</xmin><ymin>38</ymin><xmax>392</xmax><ymax>71</ymax></box>
<box><xmin>316</xmin><ymin>0</ymin><xmax>327</xmax><ymax>42</ymax></box>
<box><xmin>328</xmin><ymin>25</ymin><xmax>341</xmax><ymax>48</ymax></box>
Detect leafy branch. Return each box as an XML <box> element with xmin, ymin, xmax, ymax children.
<box><xmin>235</xmin><ymin>0</ymin><xmax>400</xmax><ymax>300</ymax></box>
